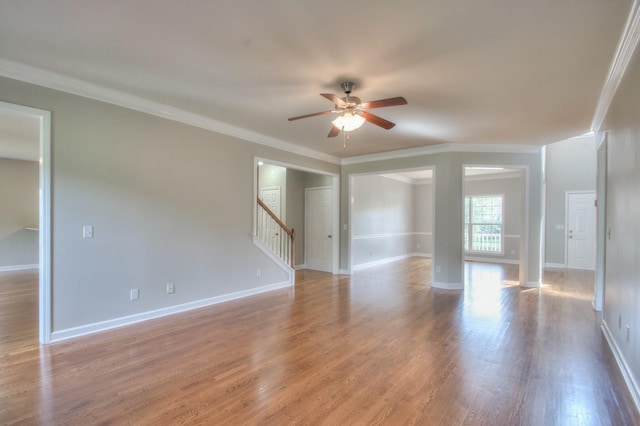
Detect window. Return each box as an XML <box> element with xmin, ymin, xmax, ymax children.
<box><xmin>464</xmin><ymin>195</ymin><xmax>504</xmax><ymax>253</ymax></box>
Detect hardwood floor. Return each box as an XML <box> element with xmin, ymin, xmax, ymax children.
<box><xmin>1</xmin><ymin>260</ymin><xmax>638</xmax><ymax>425</ymax></box>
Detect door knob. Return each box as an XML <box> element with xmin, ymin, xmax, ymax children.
<box><xmin>328</xmin><ymin>235</ymin><xmax>332</xmax><ymax>239</ymax></box>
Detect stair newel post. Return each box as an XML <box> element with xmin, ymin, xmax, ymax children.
<box><xmin>290</xmin><ymin>228</ymin><xmax>295</xmax><ymax>269</ymax></box>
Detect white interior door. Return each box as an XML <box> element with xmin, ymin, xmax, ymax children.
<box><xmin>567</xmin><ymin>191</ymin><xmax>596</xmax><ymax>270</ymax></box>
<box><xmin>260</xmin><ymin>187</ymin><xmax>281</xmax><ymax>249</ymax></box>
<box><xmin>305</xmin><ymin>187</ymin><xmax>333</xmax><ymax>272</ymax></box>
<box><xmin>260</xmin><ymin>187</ymin><xmax>281</xmax><ymax>217</ymax></box>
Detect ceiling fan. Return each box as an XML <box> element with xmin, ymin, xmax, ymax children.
<box><xmin>288</xmin><ymin>81</ymin><xmax>407</xmax><ymax>138</ymax></box>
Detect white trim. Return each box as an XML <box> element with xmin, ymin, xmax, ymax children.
<box><xmin>352</xmin><ymin>254</ymin><xmax>414</xmax><ymax>271</ymax></box>
<box><xmin>0</xmin><ymin>101</ymin><xmax>52</xmax><ymax>345</ymax></box>
<box><xmin>332</xmin><ymin>175</ymin><xmax>340</xmax><ymax>275</ymax></box>
<box><xmin>594</xmin><ymin>137</ymin><xmax>607</xmax><ymax>312</ymax></box>
<box><xmin>252</xmin><ymin>236</ymin><xmax>295</xmax><ymax>284</ymax></box>
<box><xmin>0</xmin><ymin>264</ymin><xmax>39</xmax><ymax>272</ymax></box>
<box><xmin>592</xmin><ymin>0</ymin><xmax>640</xmax><ymax>134</ymax></box>
<box><xmin>465</xmin><ymin>171</ymin><xmax>521</xmax><ymax>182</ymax></box>
<box><xmin>601</xmin><ymin>320</ymin><xmax>640</xmax><ymax>414</ymax></box>
<box><xmin>294</xmin><ymin>263</ymin><xmax>306</xmax><ymax>270</ymax></box>
<box><xmin>545</xmin><ymin>262</ymin><xmax>567</xmax><ymax>269</ymax></box>
<box><xmin>51</xmin><ymin>280</ymin><xmax>292</xmax><ymax>342</ymax></box>
<box><xmin>352</xmin><ymin>232</ymin><xmax>431</xmax><ymax>240</ymax></box>
<box><xmin>0</xmin><ymin>58</ymin><xmax>340</xmax><ymax>165</ymax></box>
<box><xmin>342</xmin><ymin>143</ymin><xmax>541</xmax><ymax>165</ymax></box>
<box><xmin>379</xmin><ymin>173</ymin><xmax>415</xmax><ymax>184</ymax></box>
<box><xmin>432</xmin><ymin>281</ymin><xmax>464</xmax><ymax>290</ymax></box>
<box><xmin>351</xmin><ymin>253</ymin><xmax>432</xmax><ymax>271</ymax></box>
<box><xmin>413</xmin><ymin>252</ymin><xmax>432</xmax><ymax>258</ymax></box>
<box><xmin>339</xmin><ymin>269</ymin><xmax>351</xmax><ymax>275</ymax></box>
<box><xmin>522</xmin><ymin>281</ymin><xmax>541</xmax><ymax>288</ymax></box>
<box><xmin>465</xmin><ymin>257</ymin><xmax>519</xmax><ymax>265</ymax></box>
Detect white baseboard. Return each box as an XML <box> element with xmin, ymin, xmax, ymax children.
<box><xmin>522</xmin><ymin>281</ymin><xmax>541</xmax><ymax>288</ymax></box>
<box><xmin>412</xmin><ymin>252</ymin><xmax>432</xmax><ymax>258</ymax></box>
<box><xmin>51</xmin><ymin>280</ymin><xmax>292</xmax><ymax>342</ymax></box>
<box><xmin>0</xmin><ymin>264</ymin><xmax>38</xmax><ymax>272</ymax></box>
<box><xmin>601</xmin><ymin>320</ymin><xmax>640</xmax><ymax>414</ymax></box>
<box><xmin>465</xmin><ymin>256</ymin><xmax>519</xmax><ymax>265</ymax></box>
<box><xmin>545</xmin><ymin>262</ymin><xmax>567</xmax><ymax>269</ymax></box>
<box><xmin>352</xmin><ymin>254</ymin><xmax>413</xmax><ymax>271</ymax></box>
<box><xmin>295</xmin><ymin>263</ymin><xmax>305</xmax><ymax>270</ymax></box>
<box><xmin>432</xmin><ymin>281</ymin><xmax>464</xmax><ymax>290</ymax></box>
<box><xmin>339</xmin><ymin>269</ymin><xmax>351</xmax><ymax>275</ymax></box>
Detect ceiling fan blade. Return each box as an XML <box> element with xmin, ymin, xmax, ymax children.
<box><xmin>360</xmin><ymin>111</ymin><xmax>396</xmax><ymax>130</ymax></box>
<box><xmin>288</xmin><ymin>110</ymin><xmax>334</xmax><ymax>121</ymax></box>
<box><xmin>320</xmin><ymin>93</ymin><xmax>347</xmax><ymax>106</ymax></box>
<box><xmin>328</xmin><ymin>125</ymin><xmax>340</xmax><ymax>138</ymax></box>
<box><xmin>360</xmin><ymin>97</ymin><xmax>407</xmax><ymax>109</ymax></box>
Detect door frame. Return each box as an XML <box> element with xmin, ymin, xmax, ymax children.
<box><xmin>565</xmin><ymin>190</ymin><xmax>597</xmax><ymax>270</ymax></box>
<box><xmin>347</xmin><ymin>167</ymin><xmax>435</xmax><ymax>275</ymax></box>
<box><xmin>594</xmin><ymin>134</ymin><xmax>607</xmax><ymax>311</ymax></box>
<box><xmin>253</xmin><ymin>157</ymin><xmax>340</xmax><ymax>274</ymax></box>
<box><xmin>0</xmin><ymin>101</ymin><xmax>52</xmax><ymax>344</ymax></box>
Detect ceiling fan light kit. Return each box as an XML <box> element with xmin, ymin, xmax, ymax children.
<box><xmin>288</xmin><ymin>81</ymin><xmax>407</xmax><ymax>147</ymax></box>
<box><xmin>331</xmin><ymin>112</ymin><xmax>365</xmax><ymax>132</ymax></box>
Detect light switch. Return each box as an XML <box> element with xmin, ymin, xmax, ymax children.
<box><xmin>83</xmin><ymin>225</ymin><xmax>94</xmax><ymax>238</ymax></box>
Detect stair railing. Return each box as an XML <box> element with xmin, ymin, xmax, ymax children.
<box><xmin>256</xmin><ymin>197</ymin><xmax>295</xmax><ymax>268</ymax></box>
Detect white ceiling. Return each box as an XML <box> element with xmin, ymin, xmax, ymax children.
<box><xmin>0</xmin><ymin>0</ymin><xmax>632</xmax><ymax>160</ymax></box>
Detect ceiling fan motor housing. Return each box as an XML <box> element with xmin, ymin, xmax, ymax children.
<box><xmin>339</xmin><ymin>96</ymin><xmax>361</xmax><ymax>109</ymax></box>
<box><xmin>341</xmin><ymin>81</ymin><xmax>356</xmax><ymax>94</ymax></box>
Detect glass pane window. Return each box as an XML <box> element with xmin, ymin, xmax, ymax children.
<box><xmin>464</xmin><ymin>195</ymin><xmax>504</xmax><ymax>253</ymax></box>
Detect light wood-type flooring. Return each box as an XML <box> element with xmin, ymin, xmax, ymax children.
<box><xmin>1</xmin><ymin>259</ymin><xmax>639</xmax><ymax>425</ymax></box>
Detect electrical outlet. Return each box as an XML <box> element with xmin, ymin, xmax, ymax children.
<box><xmin>619</xmin><ymin>314</ymin><xmax>622</xmax><ymax>329</ymax></box>
<box><xmin>166</xmin><ymin>283</ymin><xmax>175</xmax><ymax>294</ymax></box>
<box><xmin>256</xmin><ymin>269</ymin><xmax>261</xmax><ymax>278</ymax></box>
<box><xmin>417</xmin><ymin>243</ymin><xmax>421</xmax><ymax>249</ymax></box>
<box><xmin>130</xmin><ymin>289</ymin><xmax>139</xmax><ymax>301</ymax></box>
<box><xmin>436</xmin><ymin>266</ymin><xmax>441</xmax><ymax>273</ymax></box>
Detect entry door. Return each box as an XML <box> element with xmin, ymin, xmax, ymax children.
<box><xmin>567</xmin><ymin>192</ymin><xmax>596</xmax><ymax>269</ymax></box>
<box><xmin>305</xmin><ymin>187</ymin><xmax>333</xmax><ymax>272</ymax></box>
<box><xmin>260</xmin><ymin>187</ymin><xmax>281</xmax><ymax>248</ymax></box>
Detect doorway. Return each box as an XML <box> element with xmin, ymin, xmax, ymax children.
<box><xmin>254</xmin><ymin>158</ymin><xmax>339</xmax><ymax>274</ymax></box>
<box><xmin>566</xmin><ymin>191</ymin><xmax>597</xmax><ymax>270</ymax></box>
<box><xmin>0</xmin><ymin>101</ymin><xmax>51</xmax><ymax>344</ymax></box>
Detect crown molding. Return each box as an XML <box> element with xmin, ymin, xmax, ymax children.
<box><xmin>341</xmin><ymin>142</ymin><xmax>541</xmax><ymax>165</ymax></box>
<box><xmin>0</xmin><ymin>58</ymin><xmax>341</xmax><ymax>165</ymax></box>
<box><xmin>592</xmin><ymin>0</ymin><xmax>640</xmax><ymax>133</ymax></box>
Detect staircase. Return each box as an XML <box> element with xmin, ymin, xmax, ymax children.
<box><xmin>256</xmin><ymin>197</ymin><xmax>295</xmax><ymax>268</ymax></box>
